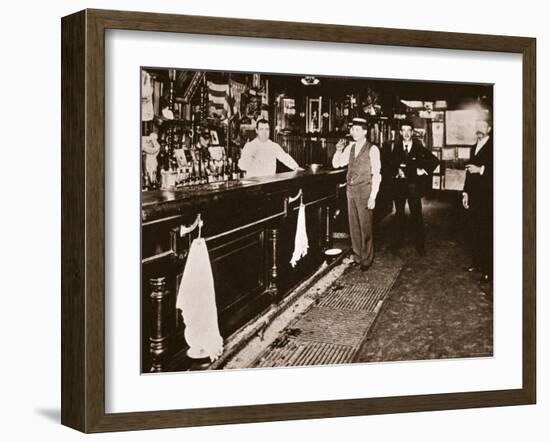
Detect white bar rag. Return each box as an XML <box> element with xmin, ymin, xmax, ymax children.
<box><xmin>290</xmin><ymin>203</ymin><xmax>309</xmax><ymax>267</ymax></box>
<box><xmin>176</xmin><ymin>237</ymin><xmax>224</xmax><ymax>361</ymax></box>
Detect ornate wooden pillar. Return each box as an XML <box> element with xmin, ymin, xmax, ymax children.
<box><xmin>149</xmin><ymin>277</ymin><xmax>169</xmax><ymax>373</ymax></box>
<box><xmin>325</xmin><ymin>204</ymin><xmax>333</xmax><ymax>248</ymax></box>
<box><xmin>266</xmin><ymin>227</ymin><xmax>279</xmax><ymax>301</ymax></box>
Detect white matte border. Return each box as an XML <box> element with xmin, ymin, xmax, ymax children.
<box><xmin>105</xmin><ymin>30</ymin><xmax>523</xmax><ymax>413</ymax></box>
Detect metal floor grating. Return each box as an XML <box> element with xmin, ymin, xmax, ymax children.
<box><xmin>251</xmin><ymin>252</ymin><xmax>404</xmax><ymax>369</ymax></box>
<box><xmin>255</xmin><ymin>341</ymin><xmax>357</xmax><ymax>368</ymax></box>
<box><xmin>318</xmin><ymin>285</ymin><xmax>385</xmax><ymax>311</ymax></box>
<box><xmin>293</xmin><ymin>308</ymin><xmax>377</xmax><ymax>347</ymax></box>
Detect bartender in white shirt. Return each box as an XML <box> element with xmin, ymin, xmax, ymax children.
<box><xmin>332</xmin><ymin>117</ymin><xmax>382</xmax><ymax>271</ymax></box>
<box><xmin>238</xmin><ymin>119</ymin><xmax>303</xmax><ymax>178</ymax></box>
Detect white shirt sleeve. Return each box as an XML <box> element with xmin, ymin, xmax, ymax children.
<box><xmin>332</xmin><ymin>143</ymin><xmax>352</xmax><ymax>168</ymax></box>
<box><xmin>274</xmin><ymin>143</ymin><xmax>300</xmax><ymax>170</ymax></box>
<box><xmin>238</xmin><ymin>143</ymin><xmax>252</xmax><ymax>172</ymax></box>
<box><xmin>369</xmin><ymin>145</ymin><xmax>382</xmax><ymax>200</ymax></box>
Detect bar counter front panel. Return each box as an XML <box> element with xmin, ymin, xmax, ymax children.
<box><xmin>141</xmin><ymin>169</ymin><xmax>346</xmax><ymax>372</ymax></box>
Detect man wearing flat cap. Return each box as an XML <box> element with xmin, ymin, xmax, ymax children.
<box><xmin>332</xmin><ymin>117</ymin><xmax>381</xmax><ymax>271</ymax></box>
<box><xmin>390</xmin><ymin>120</ymin><xmax>439</xmax><ymax>256</ymax></box>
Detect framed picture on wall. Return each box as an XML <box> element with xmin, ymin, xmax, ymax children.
<box><xmin>458</xmin><ymin>146</ymin><xmax>472</xmax><ymax>159</ymax></box>
<box><xmin>61</xmin><ymin>9</ymin><xmax>536</xmax><ymax>433</ymax></box>
<box><xmin>432</xmin><ymin>121</ymin><xmax>445</xmax><ymax>147</ymax></box>
<box><xmin>209</xmin><ymin>129</ymin><xmax>220</xmax><ymax>145</ymax></box>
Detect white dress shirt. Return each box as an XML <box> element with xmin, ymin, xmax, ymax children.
<box><xmin>463</xmin><ymin>135</ymin><xmax>490</xmax><ymax>196</ymax></box>
<box><xmin>474</xmin><ymin>135</ymin><xmax>490</xmax><ymax>156</ymax></box>
<box><xmin>472</xmin><ymin>135</ymin><xmax>489</xmax><ymax>176</ymax></box>
<box><xmin>332</xmin><ymin>140</ymin><xmax>382</xmax><ymax>200</ymax></box>
<box><xmin>238</xmin><ymin>138</ymin><xmax>300</xmax><ymax>178</ymax></box>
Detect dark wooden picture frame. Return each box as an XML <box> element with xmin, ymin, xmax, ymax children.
<box><xmin>61</xmin><ymin>8</ymin><xmax>536</xmax><ymax>433</ymax></box>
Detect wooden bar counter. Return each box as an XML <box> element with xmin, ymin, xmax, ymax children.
<box><xmin>141</xmin><ymin>168</ymin><xmax>346</xmax><ymax>372</ymax></box>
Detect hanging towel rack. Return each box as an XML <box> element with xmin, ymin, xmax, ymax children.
<box><xmin>179</xmin><ymin>213</ymin><xmax>203</xmax><ymax>238</ymax></box>
<box><xmin>284</xmin><ymin>188</ymin><xmax>303</xmax><ymax>216</ymax></box>
<box><xmin>150</xmin><ymin>189</ymin><xmax>338</xmax><ymax>264</ymax></box>
<box><xmin>288</xmin><ymin>188</ymin><xmax>303</xmax><ymax>204</ymax></box>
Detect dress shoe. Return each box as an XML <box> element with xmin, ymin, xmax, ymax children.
<box><xmin>360</xmin><ymin>264</ymin><xmax>370</xmax><ymax>272</ymax></box>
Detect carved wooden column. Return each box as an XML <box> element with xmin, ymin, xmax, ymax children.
<box><xmin>266</xmin><ymin>227</ymin><xmax>279</xmax><ymax>301</ymax></box>
<box><xmin>149</xmin><ymin>277</ymin><xmax>169</xmax><ymax>373</ymax></box>
<box><xmin>325</xmin><ymin>205</ymin><xmax>333</xmax><ymax>248</ymax></box>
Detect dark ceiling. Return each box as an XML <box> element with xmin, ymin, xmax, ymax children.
<box><xmin>143</xmin><ymin>67</ymin><xmax>493</xmax><ymax>111</ymax></box>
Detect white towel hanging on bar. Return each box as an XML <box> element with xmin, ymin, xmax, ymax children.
<box><xmin>176</xmin><ymin>237</ymin><xmax>224</xmax><ymax>361</ymax></box>
<box><xmin>290</xmin><ymin>202</ymin><xmax>309</xmax><ymax>267</ymax></box>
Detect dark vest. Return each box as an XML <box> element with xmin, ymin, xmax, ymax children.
<box><xmin>346</xmin><ymin>141</ymin><xmax>372</xmax><ymax>189</ymax></box>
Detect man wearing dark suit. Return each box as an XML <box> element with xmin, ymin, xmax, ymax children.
<box><xmin>390</xmin><ymin>121</ymin><xmax>439</xmax><ymax>256</ymax></box>
<box><xmin>462</xmin><ymin>120</ymin><xmax>493</xmax><ymax>284</ymax></box>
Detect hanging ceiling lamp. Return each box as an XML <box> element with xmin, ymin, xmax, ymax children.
<box><xmin>301</xmin><ymin>75</ymin><xmax>320</xmax><ymax>86</ymax></box>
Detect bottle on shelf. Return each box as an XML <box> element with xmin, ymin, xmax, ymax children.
<box><xmin>197</xmin><ymin>158</ymin><xmax>203</xmax><ymax>184</ymax></box>
<box><xmin>183</xmin><ymin>165</ymin><xmax>190</xmax><ymax>186</ymax></box>
<box><xmin>205</xmin><ymin>161</ymin><xmax>212</xmax><ymax>184</ymax></box>
<box><xmin>229</xmin><ymin>159</ymin><xmax>234</xmax><ymax>180</ymax></box>
<box><xmin>163</xmin><ymin>144</ymin><xmax>171</xmax><ymax>172</ymax></box>
<box><xmin>222</xmin><ymin>158</ymin><xmax>229</xmax><ymax>181</ymax></box>
<box><xmin>208</xmin><ymin>159</ymin><xmax>215</xmax><ymax>183</ymax></box>
<box><xmin>191</xmin><ymin>160</ymin><xmax>198</xmax><ymax>185</ymax></box>
<box><xmin>142</xmin><ymin>171</ymin><xmax>149</xmax><ymax>191</ymax></box>
<box><xmin>203</xmin><ymin>160</ymin><xmax>209</xmax><ymax>184</ymax></box>
<box><xmin>230</xmin><ymin>158</ymin><xmax>238</xmax><ymax>181</ymax></box>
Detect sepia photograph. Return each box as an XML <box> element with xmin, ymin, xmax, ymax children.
<box><xmin>140</xmin><ymin>67</ymin><xmax>493</xmax><ymax>374</ymax></box>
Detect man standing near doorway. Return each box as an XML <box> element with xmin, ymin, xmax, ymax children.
<box><xmin>390</xmin><ymin>120</ymin><xmax>439</xmax><ymax>256</ymax></box>
<box><xmin>332</xmin><ymin>117</ymin><xmax>382</xmax><ymax>271</ymax></box>
<box><xmin>462</xmin><ymin>119</ymin><xmax>493</xmax><ymax>284</ymax></box>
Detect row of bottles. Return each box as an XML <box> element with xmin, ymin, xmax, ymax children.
<box><xmin>142</xmin><ymin>155</ymin><xmax>244</xmax><ymax>191</ymax></box>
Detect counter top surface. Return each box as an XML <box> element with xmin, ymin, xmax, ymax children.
<box><xmin>142</xmin><ymin>168</ymin><xmax>346</xmax><ymax>209</ymax></box>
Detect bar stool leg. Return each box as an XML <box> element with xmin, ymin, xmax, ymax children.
<box><xmin>149</xmin><ymin>277</ymin><xmax>168</xmax><ymax>372</ymax></box>
<box><xmin>266</xmin><ymin>228</ymin><xmax>279</xmax><ymax>301</ymax></box>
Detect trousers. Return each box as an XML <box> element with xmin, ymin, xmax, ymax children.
<box><xmin>347</xmin><ymin>186</ymin><xmax>374</xmax><ymax>267</ymax></box>
<box><xmin>467</xmin><ymin>194</ymin><xmax>493</xmax><ymax>277</ymax></box>
<box><xmin>394</xmin><ymin>194</ymin><xmax>425</xmax><ymax>250</ymax></box>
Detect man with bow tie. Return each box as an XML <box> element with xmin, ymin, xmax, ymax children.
<box><xmin>390</xmin><ymin>120</ymin><xmax>439</xmax><ymax>256</ymax></box>
<box><xmin>462</xmin><ymin>119</ymin><xmax>493</xmax><ymax>284</ymax></box>
<box><xmin>332</xmin><ymin>117</ymin><xmax>381</xmax><ymax>271</ymax></box>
